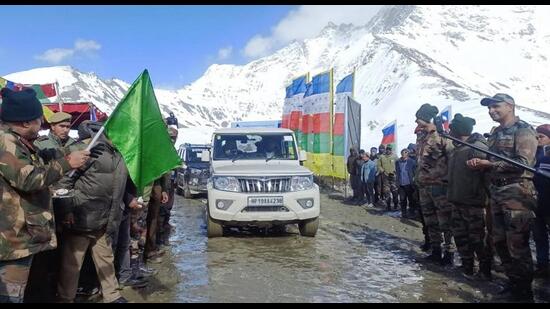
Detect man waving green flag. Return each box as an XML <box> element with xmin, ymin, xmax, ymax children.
<box><xmin>104</xmin><ymin>69</ymin><xmax>181</xmax><ymax>194</ymax></box>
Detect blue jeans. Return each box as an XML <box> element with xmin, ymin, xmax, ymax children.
<box><xmin>533</xmin><ymin>215</ymin><xmax>550</xmax><ymax>267</ymax></box>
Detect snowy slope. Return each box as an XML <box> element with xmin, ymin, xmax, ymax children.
<box><xmin>5</xmin><ymin>5</ymin><xmax>550</xmax><ymax>151</ymax></box>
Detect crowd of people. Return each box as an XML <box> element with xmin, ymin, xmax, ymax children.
<box><xmin>1</xmin><ymin>85</ymin><xmax>550</xmax><ymax>303</ymax></box>
<box><xmin>0</xmin><ymin>88</ymin><xmax>180</xmax><ymax>303</ymax></box>
<box><xmin>345</xmin><ymin>93</ymin><xmax>550</xmax><ymax>302</ymax></box>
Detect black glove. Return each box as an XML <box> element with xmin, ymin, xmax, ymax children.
<box><xmin>37</xmin><ymin>148</ymin><xmax>60</xmax><ymax>163</ymax></box>
<box><xmin>90</xmin><ymin>143</ymin><xmax>106</xmax><ymax>159</ymax></box>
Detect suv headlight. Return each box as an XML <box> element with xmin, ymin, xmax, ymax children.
<box><xmin>290</xmin><ymin>175</ymin><xmax>314</xmax><ymax>191</ymax></box>
<box><xmin>213</xmin><ymin>176</ymin><xmax>241</xmax><ymax>192</ymax></box>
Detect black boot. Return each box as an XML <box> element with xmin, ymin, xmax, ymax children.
<box><xmin>460</xmin><ymin>259</ymin><xmax>474</xmax><ymax>278</ymax></box>
<box><xmin>441</xmin><ymin>251</ymin><xmax>454</xmax><ymax>266</ymax></box>
<box><xmin>496</xmin><ymin>282</ymin><xmax>533</xmax><ymax>303</ymax></box>
<box><xmin>424</xmin><ymin>248</ymin><xmax>442</xmax><ymax>263</ymax></box>
<box><xmin>420</xmin><ymin>236</ymin><xmax>430</xmax><ymax>252</ymax></box>
<box><xmin>478</xmin><ymin>261</ymin><xmax>492</xmax><ymax>281</ymax></box>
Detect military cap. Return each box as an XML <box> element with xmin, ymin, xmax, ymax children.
<box><xmin>480</xmin><ymin>93</ymin><xmax>515</xmax><ymax>106</ymax></box>
<box><xmin>49</xmin><ymin>112</ymin><xmax>72</xmax><ymax>124</ymax></box>
<box><xmin>449</xmin><ymin>113</ymin><xmax>476</xmax><ymax>136</ymax></box>
<box><xmin>415</xmin><ymin>103</ymin><xmax>439</xmax><ymax>123</ymax></box>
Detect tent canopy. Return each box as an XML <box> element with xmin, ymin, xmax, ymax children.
<box><xmin>43</xmin><ymin>102</ymin><xmax>108</xmax><ymax>130</ymax></box>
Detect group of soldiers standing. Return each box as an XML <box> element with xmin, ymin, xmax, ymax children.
<box><xmin>345</xmin><ymin>92</ymin><xmax>548</xmax><ymax>302</ymax></box>
<box><xmin>0</xmin><ymin>87</ymin><xmax>180</xmax><ymax>303</ymax></box>
<box><xmin>413</xmin><ymin>93</ymin><xmax>546</xmax><ymax>302</ymax></box>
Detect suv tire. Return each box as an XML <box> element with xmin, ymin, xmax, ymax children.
<box><xmin>207</xmin><ymin>214</ymin><xmax>223</xmax><ymax>238</ymax></box>
<box><xmin>299</xmin><ymin>217</ymin><xmax>319</xmax><ymax>237</ymax></box>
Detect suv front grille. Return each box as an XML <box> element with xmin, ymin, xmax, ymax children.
<box><xmin>238</xmin><ymin>177</ymin><xmax>291</xmax><ymax>193</ymax></box>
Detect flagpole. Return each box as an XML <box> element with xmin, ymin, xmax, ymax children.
<box><xmin>54</xmin><ymin>80</ymin><xmax>63</xmax><ymax>112</ymax></box>
<box><xmin>68</xmin><ymin>126</ymin><xmax>105</xmax><ymax>177</ymax></box>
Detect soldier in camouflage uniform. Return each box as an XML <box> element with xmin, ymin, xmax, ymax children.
<box><xmin>415</xmin><ymin>103</ymin><xmax>455</xmax><ymax>265</ymax></box>
<box><xmin>466</xmin><ymin>93</ymin><xmax>538</xmax><ymax>301</ymax></box>
<box><xmin>34</xmin><ymin>112</ymin><xmax>80</xmax><ymax>153</ymax></box>
<box><xmin>447</xmin><ymin>114</ymin><xmax>492</xmax><ymax>279</ymax></box>
<box><xmin>0</xmin><ymin>88</ymin><xmax>90</xmax><ymax>303</ymax></box>
<box><xmin>377</xmin><ymin>145</ymin><xmax>399</xmax><ymax>210</ymax></box>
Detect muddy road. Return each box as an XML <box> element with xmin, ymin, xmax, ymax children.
<box><xmin>119</xmin><ymin>190</ymin><xmax>550</xmax><ymax>303</ymax></box>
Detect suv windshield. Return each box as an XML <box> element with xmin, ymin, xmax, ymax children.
<box><xmin>213</xmin><ymin>133</ymin><xmax>297</xmax><ymax>161</ymax></box>
<box><xmin>186</xmin><ymin>148</ymin><xmax>209</xmax><ymax>163</ymax></box>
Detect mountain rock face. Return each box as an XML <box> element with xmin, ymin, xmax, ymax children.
<box><xmin>6</xmin><ymin>5</ymin><xmax>550</xmax><ymax>149</ymax></box>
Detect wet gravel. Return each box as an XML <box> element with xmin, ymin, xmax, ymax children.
<box><xmin>119</xmin><ymin>190</ymin><xmax>550</xmax><ymax>303</ymax></box>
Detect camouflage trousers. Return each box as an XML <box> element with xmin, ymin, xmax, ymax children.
<box><xmin>419</xmin><ymin>185</ymin><xmax>455</xmax><ymax>252</ymax></box>
<box><xmin>451</xmin><ymin>203</ymin><xmax>491</xmax><ymax>267</ymax></box>
<box><xmin>0</xmin><ymin>255</ymin><xmax>33</xmax><ymax>303</ymax></box>
<box><xmin>381</xmin><ymin>173</ymin><xmax>399</xmax><ymax>207</ymax></box>
<box><xmin>490</xmin><ymin>181</ymin><xmax>537</xmax><ymax>287</ymax></box>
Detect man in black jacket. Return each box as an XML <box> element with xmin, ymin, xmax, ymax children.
<box><xmin>56</xmin><ymin>125</ymin><xmax>129</xmax><ymax>303</ymax></box>
<box><xmin>533</xmin><ymin>124</ymin><xmax>550</xmax><ymax>278</ymax></box>
<box><xmin>447</xmin><ymin>114</ymin><xmax>491</xmax><ymax>279</ymax></box>
<box><xmin>346</xmin><ymin>148</ymin><xmax>360</xmax><ymax>202</ymax></box>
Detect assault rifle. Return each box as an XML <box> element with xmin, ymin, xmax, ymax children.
<box><xmin>433</xmin><ymin>116</ymin><xmax>550</xmax><ymax>179</ymax></box>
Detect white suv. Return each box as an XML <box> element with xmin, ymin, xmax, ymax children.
<box><xmin>203</xmin><ymin>128</ymin><xmax>320</xmax><ymax>237</ymax></box>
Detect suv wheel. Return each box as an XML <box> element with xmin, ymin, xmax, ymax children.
<box><xmin>207</xmin><ymin>213</ymin><xmax>223</xmax><ymax>238</ymax></box>
<box><xmin>299</xmin><ymin>217</ymin><xmax>319</xmax><ymax>237</ymax></box>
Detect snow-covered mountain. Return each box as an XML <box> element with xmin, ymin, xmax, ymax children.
<box><xmin>6</xmin><ymin>5</ymin><xmax>550</xmax><ymax>149</ymax></box>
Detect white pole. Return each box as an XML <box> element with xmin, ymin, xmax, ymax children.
<box><xmin>68</xmin><ymin>126</ymin><xmax>105</xmax><ymax>177</ymax></box>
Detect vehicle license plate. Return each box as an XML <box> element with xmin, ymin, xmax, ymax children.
<box><xmin>248</xmin><ymin>196</ymin><xmax>284</xmax><ymax>206</ymax></box>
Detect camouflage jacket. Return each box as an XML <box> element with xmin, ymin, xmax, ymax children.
<box><xmin>416</xmin><ymin>129</ymin><xmax>454</xmax><ymax>186</ymax></box>
<box><xmin>377</xmin><ymin>153</ymin><xmax>397</xmax><ymax>175</ymax></box>
<box><xmin>486</xmin><ymin>117</ymin><xmax>537</xmax><ymax>181</ymax></box>
<box><xmin>0</xmin><ymin>128</ymin><xmax>71</xmax><ymax>260</ymax></box>
<box><xmin>34</xmin><ymin>132</ymin><xmax>80</xmax><ymax>153</ymax></box>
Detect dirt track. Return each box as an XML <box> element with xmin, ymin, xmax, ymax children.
<box><xmin>115</xmin><ymin>189</ymin><xmax>550</xmax><ymax>303</ymax></box>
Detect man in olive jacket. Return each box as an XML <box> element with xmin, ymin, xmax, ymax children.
<box><xmin>56</xmin><ymin>123</ymin><xmax>129</xmax><ymax>303</ymax></box>
<box><xmin>0</xmin><ymin>88</ymin><xmax>90</xmax><ymax>303</ymax></box>
<box><xmin>447</xmin><ymin>114</ymin><xmax>491</xmax><ymax>279</ymax></box>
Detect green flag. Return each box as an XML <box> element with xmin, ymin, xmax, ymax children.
<box><xmin>104</xmin><ymin>69</ymin><xmax>181</xmax><ymax>194</ymax></box>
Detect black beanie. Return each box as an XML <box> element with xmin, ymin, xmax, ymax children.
<box><xmin>415</xmin><ymin>103</ymin><xmax>439</xmax><ymax>123</ymax></box>
<box><xmin>449</xmin><ymin>113</ymin><xmax>476</xmax><ymax>136</ymax></box>
<box><xmin>0</xmin><ymin>88</ymin><xmax>43</xmax><ymax>122</ymax></box>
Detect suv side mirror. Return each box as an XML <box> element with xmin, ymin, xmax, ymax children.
<box><xmin>201</xmin><ymin>150</ymin><xmax>211</xmax><ymax>162</ymax></box>
<box><xmin>299</xmin><ymin>150</ymin><xmax>307</xmax><ymax>162</ymax></box>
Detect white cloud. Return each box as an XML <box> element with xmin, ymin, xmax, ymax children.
<box><xmin>243</xmin><ymin>5</ymin><xmax>383</xmax><ymax>58</ymax></box>
<box><xmin>217</xmin><ymin>46</ymin><xmax>233</xmax><ymax>60</ymax></box>
<box><xmin>35</xmin><ymin>39</ymin><xmax>101</xmax><ymax>64</ymax></box>
<box><xmin>35</xmin><ymin>48</ymin><xmax>75</xmax><ymax>64</ymax></box>
<box><xmin>74</xmin><ymin>39</ymin><xmax>101</xmax><ymax>51</ymax></box>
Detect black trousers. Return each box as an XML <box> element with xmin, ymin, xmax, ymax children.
<box><xmin>398</xmin><ymin>184</ymin><xmax>415</xmax><ymax>212</ymax></box>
